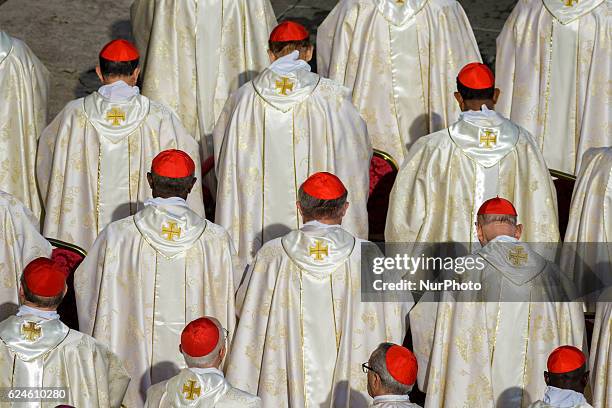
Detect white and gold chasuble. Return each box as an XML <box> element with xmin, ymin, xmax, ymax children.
<box><xmin>0</xmin><ymin>32</ymin><xmax>49</xmax><ymax>219</ymax></box>
<box><xmin>410</xmin><ymin>240</ymin><xmax>586</xmax><ymax>408</ymax></box>
<box><xmin>75</xmin><ymin>201</ymin><xmax>236</xmax><ymax>408</ymax></box>
<box><xmin>370</xmin><ymin>395</ymin><xmax>422</xmax><ymax>407</ymax></box>
<box><xmin>590</xmin><ymin>292</ymin><xmax>612</xmax><ymax>408</ymax></box>
<box><xmin>228</xmin><ymin>223</ymin><xmax>412</xmax><ymax>407</ymax></box>
<box><xmin>386</xmin><ymin>110</ymin><xmax>560</xmax><ymax>247</ymax></box>
<box><xmin>496</xmin><ymin>0</ymin><xmax>611</xmax><ymax>174</ymax></box>
<box><xmin>145</xmin><ymin>367</ymin><xmax>262</xmax><ymax>408</ymax></box>
<box><xmin>214</xmin><ymin>67</ymin><xmax>371</xmax><ymax>264</ymax></box>
<box><xmin>0</xmin><ymin>314</ymin><xmax>130</xmax><ymax>407</ymax></box>
<box><xmin>131</xmin><ymin>0</ymin><xmax>277</xmax><ymax>161</ymax></box>
<box><xmin>0</xmin><ymin>191</ymin><xmax>52</xmax><ymax>321</ymax></box>
<box><xmin>37</xmin><ymin>91</ymin><xmax>205</xmax><ymax>251</ymax></box>
<box><xmin>317</xmin><ymin>0</ymin><xmax>482</xmax><ymax>164</ymax></box>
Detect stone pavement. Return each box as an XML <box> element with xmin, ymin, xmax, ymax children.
<box><xmin>0</xmin><ymin>0</ymin><xmax>516</xmax><ymax>118</ymax></box>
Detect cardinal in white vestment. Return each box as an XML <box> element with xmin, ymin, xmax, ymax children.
<box><xmin>37</xmin><ymin>39</ymin><xmax>204</xmax><ymax>251</ymax></box>
<box><xmin>562</xmin><ymin>147</ymin><xmax>612</xmax><ymax>299</ymax></box>
<box><xmin>495</xmin><ymin>0</ymin><xmax>611</xmax><ymax>175</ymax></box>
<box><xmin>75</xmin><ymin>150</ymin><xmax>236</xmax><ymax>408</ymax></box>
<box><xmin>317</xmin><ymin>0</ymin><xmax>482</xmax><ymax>164</ymax></box>
<box><xmin>227</xmin><ymin>173</ymin><xmax>413</xmax><ymax>408</ymax></box>
<box><xmin>386</xmin><ymin>63</ymin><xmax>560</xmax><ymax>249</ymax></box>
<box><xmin>0</xmin><ymin>191</ymin><xmax>52</xmax><ymax>321</ymax></box>
<box><xmin>131</xmin><ymin>0</ymin><xmax>277</xmax><ymax>162</ymax></box>
<box><xmin>590</xmin><ymin>289</ymin><xmax>612</xmax><ymax>408</ymax></box>
<box><xmin>214</xmin><ymin>21</ymin><xmax>371</xmax><ymax>264</ymax></box>
<box><xmin>0</xmin><ymin>32</ymin><xmax>49</xmax><ymax>219</ymax></box>
<box><xmin>365</xmin><ymin>343</ymin><xmax>422</xmax><ymax>408</ymax></box>
<box><xmin>410</xmin><ymin>198</ymin><xmax>586</xmax><ymax>408</ymax></box>
<box><xmin>529</xmin><ymin>346</ymin><xmax>593</xmax><ymax>408</ymax></box>
<box><xmin>145</xmin><ymin>317</ymin><xmax>261</xmax><ymax>408</ymax></box>
<box><xmin>0</xmin><ymin>258</ymin><xmax>130</xmax><ymax>407</ymax></box>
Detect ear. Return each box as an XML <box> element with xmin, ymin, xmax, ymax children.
<box><xmin>304</xmin><ymin>45</ymin><xmax>315</xmax><ymax>63</ymax></box>
<box><xmin>268</xmin><ymin>50</ymin><xmax>277</xmax><ymax>63</ymax></box>
<box><xmin>476</xmin><ymin>222</ymin><xmax>485</xmax><ymax>243</ymax></box>
<box><xmin>18</xmin><ymin>285</ymin><xmax>25</xmax><ymax>299</ymax></box>
<box><xmin>147</xmin><ymin>173</ymin><xmax>154</xmax><ymax>190</ymax></box>
<box><xmin>514</xmin><ymin>224</ymin><xmax>523</xmax><ymax>240</ymax></box>
<box><xmin>341</xmin><ymin>202</ymin><xmax>350</xmax><ymax>217</ymax></box>
<box><xmin>219</xmin><ymin>344</ymin><xmax>227</xmax><ymax>360</ymax></box>
<box><xmin>132</xmin><ymin>66</ymin><xmax>141</xmax><ymax>83</ymax></box>
<box><xmin>296</xmin><ymin>201</ymin><xmax>304</xmax><ymax>216</ymax></box>
<box><xmin>95</xmin><ymin>66</ymin><xmax>105</xmax><ymax>84</ymax></box>
<box><xmin>492</xmin><ymin>88</ymin><xmax>501</xmax><ymax>105</ymax></box>
<box><xmin>454</xmin><ymin>91</ymin><xmax>464</xmax><ymax>111</ymax></box>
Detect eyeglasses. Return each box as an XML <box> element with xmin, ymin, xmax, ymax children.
<box><xmin>362</xmin><ymin>362</ymin><xmax>379</xmax><ymax>375</ymax></box>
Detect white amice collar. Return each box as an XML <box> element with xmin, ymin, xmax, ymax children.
<box><xmin>490</xmin><ymin>235</ymin><xmax>519</xmax><ymax>243</ymax></box>
<box><xmin>17</xmin><ymin>305</ymin><xmax>60</xmax><ymax>321</ymax></box>
<box><xmin>269</xmin><ymin>50</ymin><xmax>312</xmax><ymax>76</ymax></box>
<box><xmin>460</xmin><ymin>104</ymin><xmax>505</xmax><ymax>128</ymax></box>
<box><xmin>189</xmin><ymin>367</ymin><xmax>225</xmax><ymax>377</ymax></box>
<box><xmin>98</xmin><ymin>80</ymin><xmax>140</xmax><ymax>102</ymax></box>
<box><xmin>543</xmin><ymin>386</ymin><xmax>588</xmax><ymax>408</ymax></box>
<box><xmin>373</xmin><ymin>394</ymin><xmax>411</xmax><ymax>403</ymax></box>
<box><xmin>303</xmin><ymin>220</ymin><xmax>339</xmax><ymax>229</ymax></box>
<box><xmin>144</xmin><ymin>196</ymin><xmax>188</xmax><ymax>208</ymax></box>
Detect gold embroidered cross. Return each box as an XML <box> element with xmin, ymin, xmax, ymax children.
<box><xmin>275</xmin><ymin>77</ymin><xmax>294</xmax><ymax>96</ymax></box>
<box><xmin>508</xmin><ymin>246</ymin><xmax>529</xmax><ymax>267</ymax></box>
<box><xmin>479</xmin><ymin>129</ymin><xmax>497</xmax><ymax>149</ymax></box>
<box><xmin>182</xmin><ymin>380</ymin><xmax>201</xmax><ymax>400</ymax></box>
<box><xmin>396</xmin><ymin>0</ymin><xmax>405</xmax><ymax>4</ymax></box>
<box><xmin>309</xmin><ymin>240</ymin><xmax>329</xmax><ymax>261</ymax></box>
<box><xmin>21</xmin><ymin>322</ymin><xmax>42</xmax><ymax>341</ymax></box>
<box><xmin>106</xmin><ymin>107</ymin><xmax>126</xmax><ymax>126</ymax></box>
<box><xmin>565</xmin><ymin>0</ymin><xmax>578</xmax><ymax>6</ymax></box>
<box><xmin>161</xmin><ymin>221</ymin><xmax>181</xmax><ymax>241</ymax></box>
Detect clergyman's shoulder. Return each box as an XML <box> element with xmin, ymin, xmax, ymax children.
<box><xmin>317</xmin><ymin>76</ymin><xmax>352</xmax><ymax>99</ymax></box>
<box><xmin>221</xmin><ymin>386</ymin><xmax>261</xmax><ymax>407</ymax></box>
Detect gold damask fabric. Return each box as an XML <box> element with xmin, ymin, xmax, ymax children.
<box><xmin>0</xmin><ymin>315</ymin><xmax>130</xmax><ymax>408</ymax></box>
<box><xmin>410</xmin><ymin>244</ymin><xmax>586</xmax><ymax>408</ymax></box>
<box><xmin>385</xmin><ymin>116</ymin><xmax>560</xmax><ymax>247</ymax></box>
<box><xmin>213</xmin><ymin>69</ymin><xmax>371</xmax><ymax>264</ymax></box>
<box><xmin>590</xmin><ymin>295</ymin><xmax>612</xmax><ymax>408</ymax></box>
<box><xmin>227</xmin><ymin>225</ymin><xmax>412</xmax><ymax>407</ymax></box>
<box><xmin>0</xmin><ymin>32</ymin><xmax>49</xmax><ymax>219</ymax></box>
<box><xmin>0</xmin><ymin>191</ymin><xmax>52</xmax><ymax>322</ymax></box>
<box><xmin>37</xmin><ymin>95</ymin><xmax>205</xmax><ymax>251</ymax></box>
<box><xmin>317</xmin><ymin>0</ymin><xmax>482</xmax><ymax>164</ymax></box>
<box><xmin>131</xmin><ymin>0</ymin><xmax>277</xmax><ymax>162</ymax></box>
<box><xmin>75</xmin><ymin>206</ymin><xmax>237</xmax><ymax>408</ymax></box>
<box><xmin>495</xmin><ymin>0</ymin><xmax>611</xmax><ymax>174</ymax></box>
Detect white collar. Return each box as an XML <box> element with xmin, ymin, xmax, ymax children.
<box><xmin>373</xmin><ymin>394</ymin><xmax>411</xmax><ymax>403</ymax></box>
<box><xmin>144</xmin><ymin>196</ymin><xmax>188</xmax><ymax>208</ymax></box>
<box><xmin>16</xmin><ymin>305</ymin><xmax>60</xmax><ymax>321</ymax></box>
<box><xmin>269</xmin><ymin>50</ymin><xmax>312</xmax><ymax>76</ymax></box>
<box><xmin>459</xmin><ymin>104</ymin><xmax>505</xmax><ymax>128</ymax></box>
<box><xmin>97</xmin><ymin>80</ymin><xmax>140</xmax><ymax>102</ymax></box>
<box><xmin>303</xmin><ymin>220</ymin><xmax>339</xmax><ymax>229</ymax></box>
<box><xmin>489</xmin><ymin>234</ymin><xmax>519</xmax><ymax>243</ymax></box>
<box><xmin>543</xmin><ymin>386</ymin><xmax>588</xmax><ymax>408</ymax></box>
<box><xmin>189</xmin><ymin>367</ymin><xmax>225</xmax><ymax>377</ymax></box>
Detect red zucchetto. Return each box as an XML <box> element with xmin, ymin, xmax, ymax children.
<box><xmin>385</xmin><ymin>345</ymin><xmax>418</xmax><ymax>386</ymax></box>
<box><xmin>477</xmin><ymin>197</ymin><xmax>518</xmax><ymax>216</ymax></box>
<box><xmin>181</xmin><ymin>317</ymin><xmax>221</xmax><ymax>358</ymax></box>
<box><xmin>269</xmin><ymin>21</ymin><xmax>310</xmax><ymax>42</ymax></box>
<box><xmin>99</xmin><ymin>39</ymin><xmax>139</xmax><ymax>62</ymax></box>
<box><xmin>301</xmin><ymin>172</ymin><xmax>347</xmax><ymax>200</ymax></box>
<box><xmin>547</xmin><ymin>345</ymin><xmax>586</xmax><ymax>374</ymax></box>
<box><xmin>23</xmin><ymin>258</ymin><xmax>68</xmax><ymax>297</ymax></box>
<box><xmin>151</xmin><ymin>149</ymin><xmax>196</xmax><ymax>178</ymax></box>
<box><xmin>458</xmin><ymin>62</ymin><xmax>495</xmax><ymax>90</ymax></box>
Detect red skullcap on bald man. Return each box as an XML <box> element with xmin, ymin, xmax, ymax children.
<box><xmin>301</xmin><ymin>172</ymin><xmax>347</xmax><ymax>200</ymax></box>
<box><xmin>458</xmin><ymin>62</ymin><xmax>495</xmax><ymax>90</ymax></box>
<box><xmin>477</xmin><ymin>197</ymin><xmax>517</xmax><ymax>217</ymax></box>
<box><xmin>385</xmin><ymin>345</ymin><xmax>418</xmax><ymax>386</ymax></box>
<box><xmin>151</xmin><ymin>149</ymin><xmax>196</xmax><ymax>179</ymax></box>
<box><xmin>99</xmin><ymin>39</ymin><xmax>139</xmax><ymax>62</ymax></box>
<box><xmin>270</xmin><ymin>21</ymin><xmax>310</xmax><ymax>42</ymax></box>
<box><xmin>547</xmin><ymin>346</ymin><xmax>587</xmax><ymax>374</ymax></box>
<box><xmin>181</xmin><ymin>317</ymin><xmax>222</xmax><ymax>358</ymax></box>
<box><xmin>23</xmin><ymin>258</ymin><xmax>68</xmax><ymax>297</ymax></box>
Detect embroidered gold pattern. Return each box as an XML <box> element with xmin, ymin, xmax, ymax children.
<box><xmin>508</xmin><ymin>246</ymin><xmax>529</xmax><ymax>267</ymax></box>
<box><xmin>275</xmin><ymin>77</ymin><xmax>294</xmax><ymax>96</ymax></box>
<box><xmin>21</xmin><ymin>321</ymin><xmax>42</xmax><ymax>341</ymax></box>
<box><xmin>106</xmin><ymin>107</ymin><xmax>126</xmax><ymax>126</ymax></box>
<box><xmin>161</xmin><ymin>221</ymin><xmax>182</xmax><ymax>241</ymax></box>
<box><xmin>309</xmin><ymin>240</ymin><xmax>329</xmax><ymax>261</ymax></box>
<box><xmin>182</xmin><ymin>380</ymin><xmax>201</xmax><ymax>400</ymax></box>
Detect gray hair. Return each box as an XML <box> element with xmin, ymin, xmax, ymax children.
<box><xmin>370</xmin><ymin>343</ymin><xmax>414</xmax><ymax>395</ymax></box>
<box><xmin>297</xmin><ymin>186</ymin><xmax>348</xmax><ymax>220</ymax></box>
<box><xmin>182</xmin><ymin>320</ymin><xmax>227</xmax><ymax>368</ymax></box>
<box><xmin>477</xmin><ymin>214</ymin><xmax>517</xmax><ymax>226</ymax></box>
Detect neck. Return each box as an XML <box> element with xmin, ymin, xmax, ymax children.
<box><xmin>463</xmin><ymin>101</ymin><xmax>494</xmax><ymax>111</ymax></box>
<box><xmin>153</xmin><ymin>193</ymin><xmax>188</xmax><ymax>200</ymax></box>
<box><xmin>302</xmin><ymin>217</ymin><xmax>341</xmax><ymax>225</ymax></box>
<box><xmin>103</xmin><ymin>77</ymin><xmax>134</xmax><ymax>87</ymax></box>
<box><xmin>23</xmin><ymin>301</ymin><xmax>57</xmax><ymax>312</ymax></box>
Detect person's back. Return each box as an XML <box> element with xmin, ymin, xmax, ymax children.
<box><xmin>0</xmin><ymin>258</ymin><xmax>130</xmax><ymax>407</ymax></box>
<box><xmin>214</xmin><ymin>22</ymin><xmax>371</xmax><ymax>264</ymax></box>
<box><xmin>0</xmin><ymin>31</ymin><xmax>49</xmax><ymax>218</ymax></box>
<box><xmin>37</xmin><ymin>39</ymin><xmax>204</xmax><ymax>250</ymax></box>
